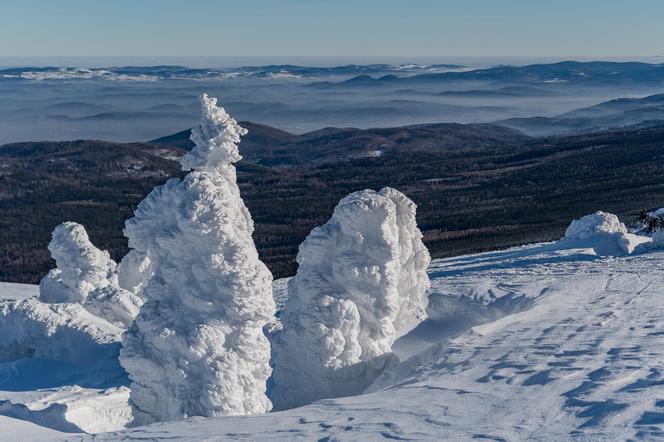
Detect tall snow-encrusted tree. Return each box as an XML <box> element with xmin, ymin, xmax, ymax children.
<box><xmin>271</xmin><ymin>187</ymin><xmax>431</xmax><ymax>410</ymax></box>
<box><xmin>120</xmin><ymin>94</ymin><xmax>275</xmax><ymax>425</ymax></box>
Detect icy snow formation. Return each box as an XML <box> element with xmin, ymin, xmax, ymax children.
<box><xmin>119</xmin><ymin>94</ymin><xmax>275</xmax><ymax>425</ymax></box>
<box><xmin>0</xmin><ymin>298</ymin><xmax>122</xmax><ymax>365</ymax></box>
<box><xmin>562</xmin><ymin>211</ymin><xmax>650</xmax><ymax>255</ymax></box>
<box><xmin>116</xmin><ymin>250</ymin><xmax>152</xmax><ymax>296</ymax></box>
<box><xmin>38</xmin><ymin>222</ymin><xmax>142</xmax><ymax>328</ymax></box>
<box><xmin>0</xmin><ymin>296</ymin><xmax>130</xmax><ymax>434</ymax></box>
<box><xmin>39</xmin><ymin>222</ymin><xmax>116</xmax><ymax>304</ymax></box>
<box><xmin>271</xmin><ymin>187</ymin><xmax>431</xmax><ymax>410</ymax></box>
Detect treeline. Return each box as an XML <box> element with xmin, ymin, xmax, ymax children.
<box><xmin>3</xmin><ymin>126</ymin><xmax>664</xmax><ymax>283</ymax></box>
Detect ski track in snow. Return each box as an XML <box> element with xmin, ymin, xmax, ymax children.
<box><xmin>3</xmin><ymin>242</ymin><xmax>664</xmax><ymax>440</ymax></box>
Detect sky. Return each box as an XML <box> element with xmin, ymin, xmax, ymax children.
<box><xmin>0</xmin><ymin>0</ymin><xmax>662</xmax><ymax>58</ymax></box>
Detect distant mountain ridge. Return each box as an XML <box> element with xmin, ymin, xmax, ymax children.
<box><xmin>498</xmin><ymin>93</ymin><xmax>664</xmax><ymax>136</ymax></box>
<box><xmin>151</xmin><ymin>121</ymin><xmax>528</xmax><ymax>166</ymax></box>
<box><xmin>0</xmin><ymin>63</ymin><xmax>467</xmax><ymax>82</ymax></box>
<box><xmin>312</xmin><ymin>61</ymin><xmax>664</xmax><ymax>88</ymax></box>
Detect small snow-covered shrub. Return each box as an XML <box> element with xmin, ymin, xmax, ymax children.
<box><xmin>562</xmin><ymin>211</ymin><xmax>650</xmax><ymax>255</ymax></box>
<box><xmin>39</xmin><ymin>222</ymin><xmax>142</xmax><ymax>328</ymax></box>
<box><xmin>120</xmin><ymin>94</ymin><xmax>275</xmax><ymax>425</ymax></box>
<box><xmin>39</xmin><ymin>222</ymin><xmax>116</xmax><ymax>304</ymax></box>
<box><xmin>271</xmin><ymin>187</ymin><xmax>431</xmax><ymax>410</ymax></box>
<box><xmin>636</xmin><ymin>209</ymin><xmax>664</xmax><ymax>233</ymax></box>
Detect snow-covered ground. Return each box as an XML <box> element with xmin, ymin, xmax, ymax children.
<box><xmin>3</xmin><ymin>241</ymin><xmax>664</xmax><ymax>440</ymax></box>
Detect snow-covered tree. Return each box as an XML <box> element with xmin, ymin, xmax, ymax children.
<box><xmin>39</xmin><ymin>221</ymin><xmax>142</xmax><ymax>328</ymax></box>
<box><xmin>119</xmin><ymin>94</ymin><xmax>275</xmax><ymax>425</ymax></box>
<box><xmin>271</xmin><ymin>187</ymin><xmax>431</xmax><ymax>410</ymax></box>
<box><xmin>39</xmin><ymin>222</ymin><xmax>116</xmax><ymax>304</ymax></box>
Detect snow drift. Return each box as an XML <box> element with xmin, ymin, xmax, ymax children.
<box><xmin>561</xmin><ymin>211</ymin><xmax>650</xmax><ymax>255</ymax></box>
<box><xmin>271</xmin><ymin>187</ymin><xmax>431</xmax><ymax>410</ymax></box>
<box><xmin>38</xmin><ymin>222</ymin><xmax>142</xmax><ymax>328</ymax></box>
<box><xmin>119</xmin><ymin>94</ymin><xmax>275</xmax><ymax>425</ymax></box>
<box><xmin>0</xmin><ymin>298</ymin><xmax>121</xmax><ymax>365</ymax></box>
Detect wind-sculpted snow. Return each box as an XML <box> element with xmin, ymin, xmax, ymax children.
<box><xmin>116</xmin><ymin>250</ymin><xmax>153</xmax><ymax>296</ymax></box>
<box><xmin>38</xmin><ymin>222</ymin><xmax>142</xmax><ymax>328</ymax></box>
<box><xmin>8</xmin><ymin>239</ymin><xmax>664</xmax><ymax>439</ymax></box>
<box><xmin>119</xmin><ymin>94</ymin><xmax>275</xmax><ymax>425</ymax></box>
<box><xmin>39</xmin><ymin>222</ymin><xmax>116</xmax><ymax>304</ymax></box>
<box><xmin>562</xmin><ymin>211</ymin><xmax>651</xmax><ymax>255</ymax></box>
<box><xmin>0</xmin><ymin>298</ymin><xmax>121</xmax><ymax>365</ymax></box>
<box><xmin>271</xmin><ymin>187</ymin><xmax>430</xmax><ymax>410</ymax></box>
<box><xmin>180</xmin><ymin>93</ymin><xmax>246</xmax><ymax>171</ymax></box>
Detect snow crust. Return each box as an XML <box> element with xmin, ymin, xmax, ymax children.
<box><xmin>0</xmin><ymin>282</ymin><xmax>130</xmax><ymax>435</ymax></box>
<box><xmin>271</xmin><ymin>187</ymin><xmax>430</xmax><ymax>410</ymax></box>
<box><xmin>119</xmin><ymin>94</ymin><xmax>275</xmax><ymax>425</ymax></box>
<box><xmin>0</xmin><ymin>298</ymin><xmax>121</xmax><ymax>365</ymax></box>
<box><xmin>562</xmin><ymin>210</ymin><xmax>651</xmax><ymax>255</ymax></box>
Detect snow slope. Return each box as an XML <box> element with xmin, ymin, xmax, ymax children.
<box><xmin>4</xmin><ymin>241</ymin><xmax>664</xmax><ymax>439</ymax></box>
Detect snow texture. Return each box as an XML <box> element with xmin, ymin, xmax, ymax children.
<box><xmin>116</xmin><ymin>250</ymin><xmax>153</xmax><ymax>296</ymax></box>
<box><xmin>78</xmin><ymin>244</ymin><xmax>664</xmax><ymax>441</ymax></box>
<box><xmin>271</xmin><ymin>187</ymin><xmax>430</xmax><ymax>410</ymax></box>
<box><xmin>7</xmin><ymin>240</ymin><xmax>664</xmax><ymax>439</ymax></box>
<box><xmin>0</xmin><ymin>298</ymin><xmax>122</xmax><ymax>365</ymax></box>
<box><xmin>562</xmin><ymin>210</ymin><xmax>650</xmax><ymax>255</ymax></box>
<box><xmin>119</xmin><ymin>94</ymin><xmax>275</xmax><ymax>425</ymax></box>
<box><xmin>38</xmin><ymin>222</ymin><xmax>142</xmax><ymax>328</ymax></box>
<box><xmin>0</xmin><ymin>278</ymin><xmax>130</xmax><ymax>435</ymax></box>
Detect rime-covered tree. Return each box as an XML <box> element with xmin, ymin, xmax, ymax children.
<box><xmin>39</xmin><ymin>221</ymin><xmax>141</xmax><ymax>327</ymax></box>
<box><xmin>120</xmin><ymin>94</ymin><xmax>275</xmax><ymax>425</ymax></box>
<box><xmin>271</xmin><ymin>187</ymin><xmax>431</xmax><ymax>410</ymax></box>
<box><xmin>40</xmin><ymin>222</ymin><xmax>116</xmax><ymax>304</ymax></box>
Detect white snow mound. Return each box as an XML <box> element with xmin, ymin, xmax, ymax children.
<box><xmin>271</xmin><ymin>187</ymin><xmax>431</xmax><ymax>410</ymax></box>
<box><xmin>0</xmin><ymin>298</ymin><xmax>121</xmax><ymax>365</ymax></box>
<box><xmin>562</xmin><ymin>211</ymin><xmax>650</xmax><ymax>255</ymax></box>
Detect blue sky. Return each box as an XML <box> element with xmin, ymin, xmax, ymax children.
<box><xmin>1</xmin><ymin>0</ymin><xmax>662</xmax><ymax>57</ymax></box>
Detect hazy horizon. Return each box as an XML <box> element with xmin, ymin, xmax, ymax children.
<box><xmin>1</xmin><ymin>55</ymin><xmax>664</xmax><ymax>69</ymax></box>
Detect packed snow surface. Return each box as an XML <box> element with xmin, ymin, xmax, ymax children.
<box><xmin>271</xmin><ymin>187</ymin><xmax>430</xmax><ymax>410</ymax></box>
<box><xmin>4</xmin><ymin>234</ymin><xmax>664</xmax><ymax>439</ymax></box>
<box><xmin>13</xmin><ymin>241</ymin><xmax>646</xmax><ymax>440</ymax></box>
<box><xmin>119</xmin><ymin>94</ymin><xmax>275</xmax><ymax>425</ymax></box>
